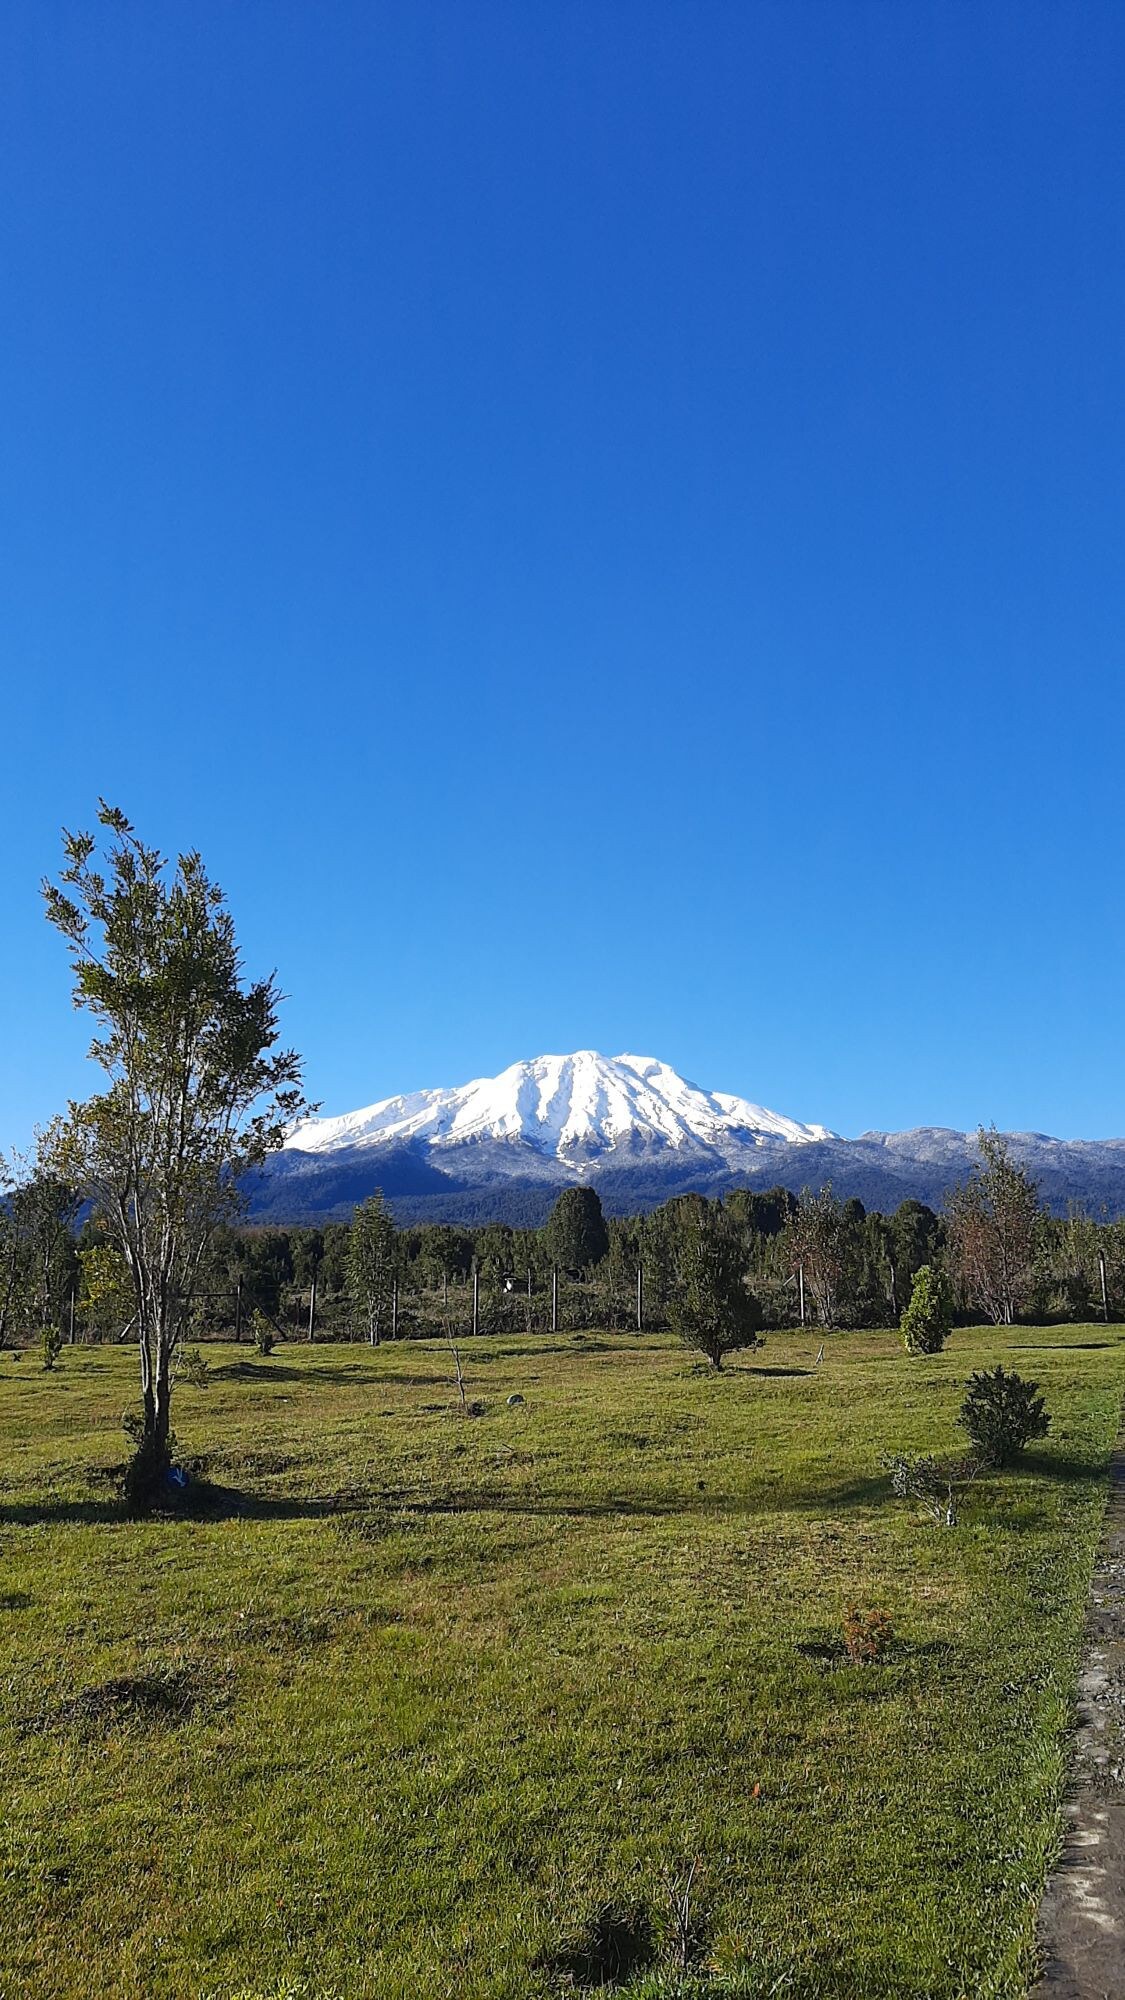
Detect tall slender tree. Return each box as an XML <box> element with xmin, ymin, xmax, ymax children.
<box><xmin>43</xmin><ymin>803</ymin><xmax>308</xmax><ymax>1503</ymax></box>
<box><xmin>945</xmin><ymin>1128</ymin><xmax>1041</xmax><ymax>1325</ymax></box>
<box><xmin>786</xmin><ymin>1186</ymin><xmax>849</xmax><ymax>1328</ymax></box>
<box><xmin>347</xmin><ymin>1191</ymin><xmax>397</xmax><ymax>1344</ymax></box>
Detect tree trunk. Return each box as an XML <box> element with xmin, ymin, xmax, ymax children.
<box><xmin>154</xmin><ymin>1357</ymin><xmax>173</xmax><ymax>1452</ymax></box>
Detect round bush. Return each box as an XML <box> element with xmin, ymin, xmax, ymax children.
<box><xmin>959</xmin><ymin>1365</ymin><xmax>1050</xmax><ymax>1466</ymax></box>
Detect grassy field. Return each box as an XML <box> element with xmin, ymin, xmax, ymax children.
<box><xmin>0</xmin><ymin>1324</ymin><xmax>1122</xmax><ymax>2000</ymax></box>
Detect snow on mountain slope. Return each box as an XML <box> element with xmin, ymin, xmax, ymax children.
<box><xmin>285</xmin><ymin>1050</ymin><xmax>834</xmax><ymax>1170</ymax></box>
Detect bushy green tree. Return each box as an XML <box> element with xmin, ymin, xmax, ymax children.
<box><xmin>543</xmin><ymin>1186</ymin><xmax>609</xmax><ymax>1272</ymax></box>
<box><xmin>290</xmin><ymin>1228</ymin><xmax>324</xmax><ymax>1290</ymax></box>
<box><xmin>900</xmin><ymin>1264</ymin><xmax>954</xmax><ymax>1354</ymax></box>
<box><xmin>888</xmin><ymin>1201</ymin><xmax>942</xmax><ymax>1309</ymax></box>
<box><xmin>0</xmin><ymin>1141</ymin><xmax>80</xmax><ymax>1348</ymax></box>
<box><xmin>667</xmin><ymin>1211</ymin><xmax>762</xmax><ymax>1370</ymax></box>
<box><xmin>959</xmin><ymin>1365</ymin><xmax>1050</xmax><ymax>1466</ymax></box>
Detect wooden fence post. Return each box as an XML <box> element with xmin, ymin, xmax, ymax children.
<box><xmin>472</xmin><ymin>1264</ymin><xmax>479</xmax><ymax>1339</ymax></box>
<box><xmin>235</xmin><ymin>1277</ymin><xmax>242</xmax><ymax>1343</ymax></box>
<box><xmin>636</xmin><ymin>1264</ymin><xmax>643</xmax><ymax>1332</ymax></box>
<box><xmin>307</xmin><ymin>1273</ymin><xmax>317</xmax><ymax>1343</ymax></box>
<box><xmin>551</xmin><ymin>1265</ymin><xmax>559</xmax><ymax>1334</ymax></box>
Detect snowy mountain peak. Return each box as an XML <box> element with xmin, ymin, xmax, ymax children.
<box><xmin>285</xmin><ymin>1050</ymin><xmax>835</xmax><ymax>1174</ymax></box>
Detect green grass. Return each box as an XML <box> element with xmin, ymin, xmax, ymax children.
<box><xmin>0</xmin><ymin>1324</ymin><xmax>1122</xmax><ymax>2000</ymax></box>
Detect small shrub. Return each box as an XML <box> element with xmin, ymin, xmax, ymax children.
<box><xmin>252</xmin><ymin>1314</ymin><xmax>275</xmax><ymax>1356</ymax></box>
<box><xmin>841</xmin><ymin>1604</ymin><xmax>894</xmax><ymax>1664</ymax></box>
<box><xmin>959</xmin><ymin>1365</ymin><xmax>1050</xmax><ymax>1466</ymax></box>
<box><xmin>881</xmin><ymin>1450</ymin><xmax>980</xmax><ymax>1527</ymax></box>
<box><xmin>900</xmin><ymin>1264</ymin><xmax>953</xmax><ymax>1354</ymax></box>
<box><xmin>41</xmin><ymin>1325</ymin><xmax>63</xmax><ymax>1371</ymax></box>
<box><xmin>180</xmin><ymin>1346</ymin><xmax>210</xmax><ymax>1388</ymax></box>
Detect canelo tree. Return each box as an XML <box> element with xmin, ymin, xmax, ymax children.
<box><xmin>44</xmin><ymin>803</ymin><xmax>309</xmax><ymax>1503</ymax></box>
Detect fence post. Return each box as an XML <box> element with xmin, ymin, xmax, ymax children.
<box><xmin>307</xmin><ymin>1273</ymin><xmax>317</xmax><ymax>1343</ymax></box>
<box><xmin>636</xmin><ymin>1264</ymin><xmax>643</xmax><ymax>1332</ymax></box>
<box><xmin>551</xmin><ymin>1264</ymin><xmax>559</xmax><ymax>1334</ymax></box>
<box><xmin>472</xmin><ymin>1264</ymin><xmax>479</xmax><ymax>1339</ymax></box>
<box><xmin>235</xmin><ymin>1277</ymin><xmax>243</xmax><ymax>1343</ymax></box>
<box><xmin>1100</xmin><ymin>1249</ymin><xmax>1109</xmax><ymax>1322</ymax></box>
<box><xmin>68</xmin><ymin>1285</ymin><xmax>76</xmax><ymax>1345</ymax></box>
<box><xmin>392</xmin><ymin>1275</ymin><xmax>399</xmax><ymax>1340</ymax></box>
<box><xmin>798</xmin><ymin>1261</ymin><xmax>806</xmax><ymax>1328</ymax></box>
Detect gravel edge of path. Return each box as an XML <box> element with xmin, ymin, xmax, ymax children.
<box><xmin>1030</xmin><ymin>1442</ymin><xmax>1125</xmax><ymax>1998</ymax></box>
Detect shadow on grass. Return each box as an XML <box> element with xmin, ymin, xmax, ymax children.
<box><xmin>0</xmin><ymin>1482</ymin><xmax>350</xmax><ymax>1527</ymax></box>
<box><xmin>1012</xmin><ymin>1449</ymin><xmax>1107</xmax><ymax>1483</ymax></box>
<box><xmin>212</xmin><ymin>1359</ymin><xmax>471</xmax><ymax>1390</ymax></box>
<box><xmin>744</xmin><ymin>1364</ymin><xmax>810</xmax><ymax>1378</ymax></box>
<box><xmin>212</xmin><ymin>1361</ymin><xmax>374</xmax><ymax>1385</ymax></box>
<box><xmin>1012</xmin><ymin>1340</ymin><xmax>1115</xmax><ymax>1352</ymax></box>
<box><xmin>783</xmin><ymin>1475</ymin><xmax>891</xmax><ymax>1512</ymax></box>
<box><xmin>1</xmin><ymin>1472</ymin><xmax>913</xmax><ymax>1526</ymax></box>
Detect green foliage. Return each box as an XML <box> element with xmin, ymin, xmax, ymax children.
<box><xmin>0</xmin><ymin>1145</ymin><xmax>80</xmax><ymax>1347</ymax></box>
<box><xmin>288</xmin><ymin>1228</ymin><xmax>324</xmax><ymax>1289</ymax></box>
<box><xmin>888</xmin><ymin>1200</ymin><xmax>943</xmax><ymax>1301</ymax></box>
<box><xmin>544</xmin><ymin>1185</ymin><xmax>610</xmax><ymax>1272</ymax></box>
<box><xmin>945</xmin><ymin>1128</ymin><xmax>1042</xmax><ymax>1325</ymax></box>
<box><xmin>347</xmin><ymin>1191</ymin><xmax>397</xmax><ymax>1344</ymax></box>
<box><xmin>180</xmin><ymin>1346</ymin><xmax>211</xmax><ymax>1387</ymax></box>
<box><xmin>252</xmin><ymin>1313</ymin><xmax>275</xmax><ymax>1356</ymax></box>
<box><xmin>77</xmin><ymin>1236</ymin><xmax>132</xmax><ymax>1340</ymax></box>
<box><xmin>667</xmin><ymin>1210</ymin><xmax>761</xmax><ymax>1370</ymax></box>
<box><xmin>959</xmin><ymin>1364</ymin><xmax>1050</xmax><ymax>1466</ymax></box>
<box><xmin>40</xmin><ymin>1324</ymin><xmax>63</xmax><ymax>1371</ymax></box>
<box><xmin>42</xmin><ymin>803</ymin><xmax>308</xmax><ymax>1483</ymax></box>
<box><xmin>786</xmin><ymin>1185</ymin><xmax>850</xmax><ymax>1327</ymax></box>
<box><xmin>900</xmin><ymin>1264</ymin><xmax>953</xmax><ymax>1354</ymax></box>
<box><xmin>723</xmin><ymin>1186</ymin><xmax>797</xmax><ymax>1238</ymax></box>
<box><xmin>882</xmin><ymin>1450</ymin><xmax>981</xmax><ymax>1528</ymax></box>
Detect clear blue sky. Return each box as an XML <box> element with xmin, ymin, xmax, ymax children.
<box><xmin>3</xmin><ymin>1</ymin><xmax>1124</xmax><ymax>1149</ymax></box>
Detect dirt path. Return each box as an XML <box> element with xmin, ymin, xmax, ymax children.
<box><xmin>1031</xmin><ymin>1446</ymin><xmax>1125</xmax><ymax>1998</ymax></box>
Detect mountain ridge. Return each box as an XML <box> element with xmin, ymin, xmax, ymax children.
<box><xmin>244</xmin><ymin>1051</ymin><xmax>1125</xmax><ymax>1225</ymax></box>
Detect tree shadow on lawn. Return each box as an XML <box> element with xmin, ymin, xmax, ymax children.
<box><xmin>1009</xmin><ymin>1448</ymin><xmax>1108</xmax><ymax>1483</ymax></box>
<box><xmin>211</xmin><ymin>1360</ymin><xmax>408</xmax><ymax>1386</ymax></box>
<box><xmin>782</xmin><ymin>1474</ymin><xmax>891</xmax><ymax>1513</ymax></box>
<box><xmin>0</xmin><ymin>1485</ymin><xmax>688</xmax><ymax>1528</ymax></box>
<box><xmin>1012</xmin><ymin>1340</ymin><xmax>1115</xmax><ymax>1351</ymax></box>
<box><xmin>212</xmin><ymin>1359</ymin><xmax>473</xmax><ymax>1391</ymax></box>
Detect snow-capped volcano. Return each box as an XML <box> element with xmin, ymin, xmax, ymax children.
<box><xmin>255</xmin><ymin>1050</ymin><xmax>1125</xmax><ymax>1224</ymax></box>
<box><xmin>285</xmin><ymin>1050</ymin><xmax>834</xmax><ymax>1171</ymax></box>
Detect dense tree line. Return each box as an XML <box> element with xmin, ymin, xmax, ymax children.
<box><xmin>7</xmin><ymin>1125</ymin><xmax>1123</xmax><ymax>1351</ymax></box>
